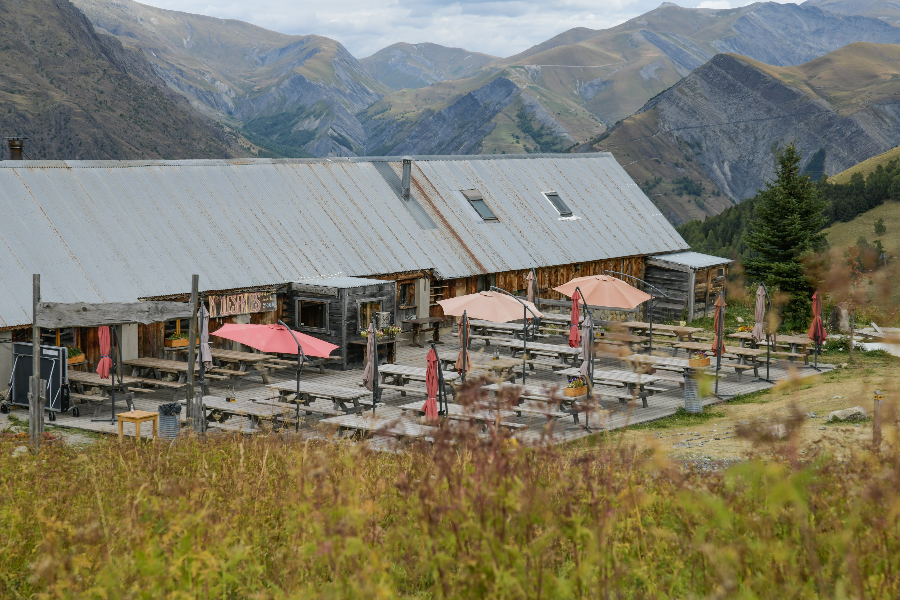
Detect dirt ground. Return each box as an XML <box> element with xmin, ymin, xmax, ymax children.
<box><xmin>615</xmin><ymin>357</ymin><xmax>899</xmax><ymax>461</ymax></box>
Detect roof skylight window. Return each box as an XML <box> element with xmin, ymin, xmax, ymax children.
<box><xmin>461</xmin><ymin>189</ymin><xmax>498</xmax><ymax>222</ymax></box>
<box><xmin>543</xmin><ymin>191</ymin><xmax>573</xmax><ymax>217</ymax></box>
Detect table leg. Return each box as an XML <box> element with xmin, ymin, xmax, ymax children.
<box><xmin>433</xmin><ymin>325</ymin><xmax>442</xmax><ymax>344</ymax></box>
<box><xmin>152</xmin><ymin>416</ymin><xmax>158</xmax><ymax>439</ymax></box>
<box><xmin>118</xmin><ymin>419</ymin><xmax>123</xmax><ymax>442</ymax></box>
<box><xmin>135</xmin><ymin>421</ymin><xmax>141</xmax><ymax>441</ymax></box>
<box><xmin>410</xmin><ymin>324</ymin><xmax>422</xmax><ymax>348</ymax></box>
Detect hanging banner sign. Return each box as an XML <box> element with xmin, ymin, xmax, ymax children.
<box><xmin>208</xmin><ymin>291</ymin><xmax>276</xmax><ymax>318</ymax></box>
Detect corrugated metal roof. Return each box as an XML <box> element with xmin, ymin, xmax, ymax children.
<box><xmin>0</xmin><ymin>153</ymin><xmax>688</xmax><ymax>328</ymax></box>
<box><xmin>298</xmin><ymin>276</ymin><xmax>390</xmax><ymax>289</ymax></box>
<box><xmin>648</xmin><ymin>251</ymin><xmax>733</xmax><ymax>270</ymax></box>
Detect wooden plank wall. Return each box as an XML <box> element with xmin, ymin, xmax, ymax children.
<box><xmin>432</xmin><ymin>256</ymin><xmax>646</xmax><ymax>317</ymax></box>
<box><xmin>644</xmin><ymin>265</ymin><xmax>689</xmax><ymax>321</ymax></box>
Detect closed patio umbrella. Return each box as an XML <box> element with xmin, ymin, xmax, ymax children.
<box><xmin>526</xmin><ymin>270</ymin><xmax>536</xmax><ymax>304</ymax></box>
<box><xmin>455</xmin><ymin>312</ymin><xmax>472</xmax><ymax>380</ymax></box>
<box><xmin>96</xmin><ymin>326</ymin><xmax>112</xmax><ymax>379</ymax></box>
<box><xmin>196</xmin><ymin>305</ymin><xmax>212</xmax><ymax>370</ymax></box>
<box><xmin>568</xmin><ymin>290</ymin><xmax>582</xmax><ymax>349</ymax></box>
<box><xmin>422</xmin><ymin>348</ymin><xmax>440</xmax><ymax>422</ymax></box>
<box><xmin>751</xmin><ymin>286</ymin><xmax>766</xmax><ymax>345</ymax></box>
<box><xmin>712</xmin><ymin>294</ymin><xmax>726</xmax><ymax>396</ymax></box>
<box><xmin>580</xmin><ymin>311</ymin><xmax>593</xmax><ymax>380</ymax></box>
<box><xmin>363</xmin><ymin>321</ymin><xmax>379</xmax><ymax>413</ymax></box>
<box><xmin>808</xmin><ymin>290</ymin><xmax>827</xmax><ymax>370</ymax></box>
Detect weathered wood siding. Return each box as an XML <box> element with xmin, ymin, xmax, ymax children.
<box><xmin>645</xmin><ymin>266</ymin><xmax>689</xmax><ymax>321</ymax></box>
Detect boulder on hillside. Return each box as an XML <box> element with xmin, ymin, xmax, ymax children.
<box><xmin>828</xmin><ymin>302</ymin><xmax>851</xmax><ymax>333</ymax></box>
<box><xmin>826</xmin><ymin>406</ymin><xmax>867</xmax><ymax>422</ymax></box>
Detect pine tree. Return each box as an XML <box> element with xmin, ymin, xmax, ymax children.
<box><xmin>744</xmin><ymin>143</ymin><xmax>827</xmax><ymax>330</ymax></box>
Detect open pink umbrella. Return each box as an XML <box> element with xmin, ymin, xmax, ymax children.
<box><xmin>422</xmin><ymin>348</ymin><xmax>440</xmax><ymax>422</ymax></box>
<box><xmin>96</xmin><ymin>326</ymin><xmax>112</xmax><ymax>379</ymax></box>
<box><xmin>212</xmin><ymin>323</ymin><xmax>337</xmax><ymax>357</ymax></box>
<box><xmin>568</xmin><ymin>290</ymin><xmax>582</xmax><ymax>348</ymax></box>
<box><xmin>554</xmin><ymin>275</ymin><xmax>650</xmax><ymax>310</ymax></box>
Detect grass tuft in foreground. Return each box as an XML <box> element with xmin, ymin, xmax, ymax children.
<box><xmin>2</xmin><ymin>390</ymin><xmax>900</xmax><ymax>598</ymax></box>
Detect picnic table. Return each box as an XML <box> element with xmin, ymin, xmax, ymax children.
<box><xmin>558</xmin><ymin>367</ymin><xmax>665</xmax><ymax>407</ymax></box>
<box><xmin>674</xmin><ymin>341</ymin><xmax>768</xmax><ymax>379</ymax></box>
<box><xmin>478</xmin><ymin>338</ymin><xmax>584</xmax><ymax>365</ymax></box>
<box><xmin>618</xmin><ymin>322</ymin><xmax>704</xmax><ymax>342</ymax></box>
<box><xmin>319</xmin><ymin>413</ymin><xmax>436</xmax><ymax>441</ymax></box>
<box><xmin>377</xmin><ymin>364</ymin><xmax>459</xmax><ymax>397</ymax></box>
<box><xmin>267</xmin><ymin>381</ymin><xmax>371</xmax><ymax>415</ymax></box>
<box><xmin>470</xmin><ymin>319</ymin><xmax>528</xmax><ymax>338</ymax></box>
<box><xmin>402</xmin><ymin>317</ymin><xmax>445</xmax><ymax>347</ymax></box>
<box><xmin>398</xmin><ymin>401</ymin><xmax>522</xmax><ymax>430</ymax></box>
<box><xmin>438</xmin><ymin>355</ymin><xmax>518</xmax><ymax>381</ymax></box>
<box><xmin>175</xmin><ymin>347</ymin><xmax>273</xmax><ymax>383</ymax></box>
<box><xmin>180</xmin><ymin>395</ymin><xmax>293</xmax><ymax>430</ymax></box>
<box><xmin>728</xmin><ymin>332</ymin><xmax>813</xmax><ymax>363</ymax></box>
<box><xmin>66</xmin><ymin>370</ymin><xmax>144</xmax><ymax>416</ymax></box>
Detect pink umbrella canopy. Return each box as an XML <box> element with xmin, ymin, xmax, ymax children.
<box><xmin>808</xmin><ymin>290</ymin><xmax>827</xmax><ymax>344</ymax></box>
<box><xmin>554</xmin><ymin>275</ymin><xmax>650</xmax><ymax>309</ymax></box>
<box><xmin>437</xmin><ymin>291</ymin><xmax>541</xmax><ymax>323</ymax></box>
<box><xmin>568</xmin><ymin>290</ymin><xmax>582</xmax><ymax>349</ymax></box>
<box><xmin>96</xmin><ymin>326</ymin><xmax>112</xmax><ymax>379</ymax></box>
<box><xmin>212</xmin><ymin>323</ymin><xmax>337</xmax><ymax>357</ymax></box>
<box><xmin>422</xmin><ymin>348</ymin><xmax>440</xmax><ymax>421</ymax></box>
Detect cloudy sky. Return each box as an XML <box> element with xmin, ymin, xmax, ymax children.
<box><xmin>135</xmin><ymin>0</ymin><xmax>774</xmax><ymax>58</ymax></box>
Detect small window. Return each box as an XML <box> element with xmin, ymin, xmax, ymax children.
<box><xmin>717</xmin><ymin>268</ymin><xmax>725</xmax><ymax>278</ymax></box>
<box><xmin>398</xmin><ymin>282</ymin><xmax>416</xmax><ymax>309</ymax></box>
<box><xmin>461</xmin><ymin>189</ymin><xmax>498</xmax><ymax>222</ymax></box>
<box><xmin>359</xmin><ymin>300</ymin><xmax>382</xmax><ymax>327</ymax></box>
<box><xmin>476</xmin><ymin>274</ymin><xmax>496</xmax><ymax>292</ymax></box>
<box><xmin>543</xmin><ymin>191</ymin><xmax>572</xmax><ymax>217</ymax></box>
<box><xmin>296</xmin><ymin>299</ymin><xmax>329</xmax><ymax>332</ymax></box>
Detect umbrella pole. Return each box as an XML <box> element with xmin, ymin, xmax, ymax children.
<box><xmin>371</xmin><ymin>316</ymin><xmax>379</xmax><ymax>415</ymax></box>
<box><xmin>462</xmin><ymin>311</ymin><xmax>467</xmax><ymax>383</ymax></box>
<box><xmin>278</xmin><ymin>320</ymin><xmax>305</xmax><ymax>432</ymax></box>
<box><xmin>715</xmin><ymin>293</ymin><xmax>723</xmax><ymax>397</ymax></box>
<box><xmin>522</xmin><ymin>305</ymin><xmax>527</xmax><ymax>387</ymax></box>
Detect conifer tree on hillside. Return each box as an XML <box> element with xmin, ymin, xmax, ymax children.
<box><xmin>744</xmin><ymin>143</ymin><xmax>827</xmax><ymax>329</ymax></box>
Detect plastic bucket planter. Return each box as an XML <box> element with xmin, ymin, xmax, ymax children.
<box><xmin>683</xmin><ymin>370</ymin><xmax>703</xmax><ymax>414</ymax></box>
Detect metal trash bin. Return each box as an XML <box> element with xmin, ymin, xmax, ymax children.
<box><xmin>157</xmin><ymin>402</ymin><xmax>182</xmax><ymax>440</ymax></box>
<box><xmin>683</xmin><ymin>368</ymin><xmax>703</xmax><ymax>414</ymax></box>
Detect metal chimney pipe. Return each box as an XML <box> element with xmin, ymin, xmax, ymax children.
<box><xmin>6</xmin><ymin>137</ymin><xmax>27</xmax><ymax>160</ymax></box>
<box><xmin>401</xmin><ymin>156</ymin><xmax>412</xmax><ymax>200</ymax></box>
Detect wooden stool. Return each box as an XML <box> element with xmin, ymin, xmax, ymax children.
<box><xmin>117</xmin><ymin>410</ymin><xmax>158</xmax><ymax>442</ymax></box>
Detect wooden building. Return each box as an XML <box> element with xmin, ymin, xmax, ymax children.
<box><xmin>645</xmin><ymin>252</ymin><xmax>733</xmax><ymax>322</ymax></box>
<box><xmin>0</xmin><ymin>153</ymin><xmax>729</xmax><ymax>377</ymax></box>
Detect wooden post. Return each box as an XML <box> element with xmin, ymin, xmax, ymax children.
<box><xmin>873</xmin><ymin>389</ymin><xmax>883</xmax><ymax>449</ymax></box>
<box><xmin>687</xmin><ymin>270</ymin><xmax>696</xmax><ymax>323</ymax></box>
<box><xmin>186</xmin><ymin>275</ymin><xmax>201</xmax><ymax>432</ymax></box>
<box><xmin>31</xmin><ymin>274</ymin><xmax>43</xmax><ymax>450</ymax></box>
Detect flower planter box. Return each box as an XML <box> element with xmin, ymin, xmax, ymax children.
<box><xmin>689</xmin><ymin>358</ymin><xmax>711</xmax><ymax>367</ymax></box>
<box><xmin>165</xmin><ymin>338</ymin><xmax>189</xmax><ymax>348</ymax></box>
<box><xmin>564</xmin><ymin>386</ymin><xmax>588</xmax><ymax>398</ymax></box>
<box><xmin>67</xmin><ymin>354</ymin><xmax>86</xmax><ymax>366</ymax></box>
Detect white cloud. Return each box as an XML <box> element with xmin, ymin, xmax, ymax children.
<box><xmin>132</xmin><ymin>0</ymin><xmax>789</xmax><ymax>58</ymax></box>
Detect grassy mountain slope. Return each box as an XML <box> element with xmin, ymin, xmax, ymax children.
<box><xmin>830</xmin><ymin>146</ymin><xmax>900</xmax><ymax>183</ymax></box>
<box><xmin>0</xmin><ymin>0</ymin><xmax>241</xmax><ymax>160</ymax></box>
<box><xmin>360</xmin><ymin>43</ymin><xmax>496</xmax><ymax>90</ymax></box>
<box><xmin>586</xmin><ymin>44</ymin><xmax>900</xmax><ymax>223</ymax></box>
<box><xmin>823</xmin><ymin>200</ymin><xmax>900</xmax><ymax>254</ymax></box>
<box><xmin>72</xmin><ymin>0</ymin><xmax>386</xmax><ymax>156</ymax></box>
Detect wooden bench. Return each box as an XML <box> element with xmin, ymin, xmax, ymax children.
<box><xmin>378</xmin><ymin>383</ymin><xmax>428</xmax><ymax>397</ymax></box>
<box><xmin>263</xmin><ymin>357</ymin><xmax>333</xmax><ymax>374</ymax></box>
<box><xmin>514</xmin><ymin>403</ymin><xmax>569</xmax><ymax>419</ymax></box>
<box><xmin>770</xmin><ymin>351</ymin><xmax>808</xmax><ymax>364</ymax></box>
<box><xmin>129</xmin><ymin>377</ymin><xmax>186</xmax><ymax>390</ymax></box>
<box><xmin>253</xmin><ymin>399</ymin><xmax>345</xmax><ymax>418</ymax></box>
<box><xmin>723</xmin><ymin>363</ymin><xmax>757</xmax><ymax>381</ymax></box>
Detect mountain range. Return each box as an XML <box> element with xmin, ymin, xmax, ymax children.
<box><xmin>10</xmin><ymin>0</ymin><xmax>900</xmax><ymax>224</ymax></box>
<box><xmin>1</xmin><ymin>0</ymin><xmax>242</xmax><ymax>160</ymax></box>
